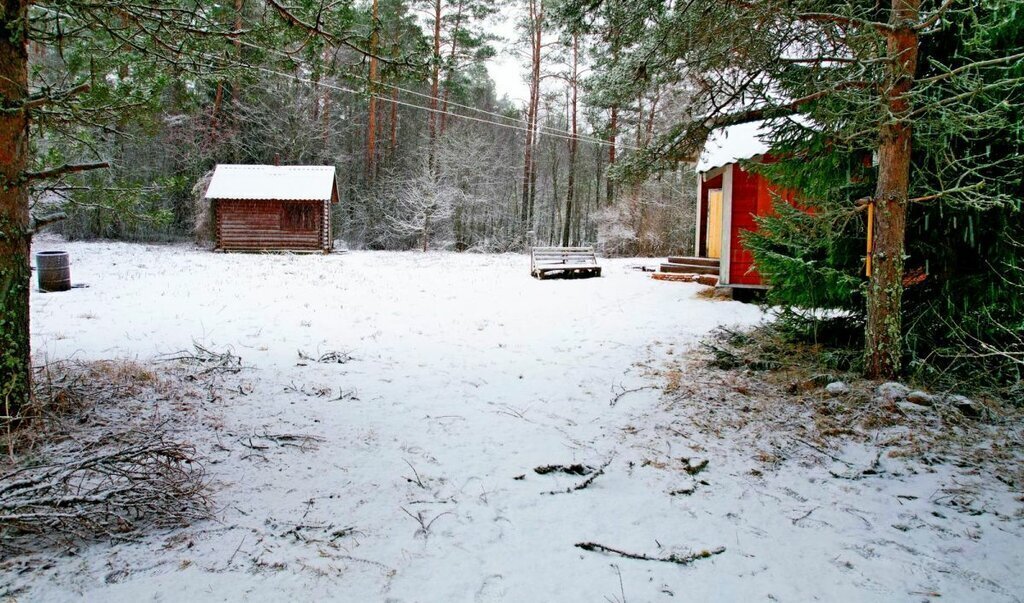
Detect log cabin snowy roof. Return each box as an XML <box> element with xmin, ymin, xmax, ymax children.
<box><xmin>204</xmin><ymin>164</ymin><xmax>338</xmax><ymax>202</ymax></box>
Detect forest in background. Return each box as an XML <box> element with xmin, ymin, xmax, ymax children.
<box><xmin>3</xmin><ymin>0</ymin><xmax>1022</xmax><ymax>416</ymax></box>
<box><xmin>35</xmin><ymin>0</ymin><xmax>697</xmax><ymax>256</ymax></box>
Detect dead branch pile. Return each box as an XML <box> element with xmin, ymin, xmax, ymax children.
<box><xmin>0</xmin><ymin>358</ymin><xmax>214</xmax><ymax>556</ymax></box>
<box><xmin>31</xmin><ymin>360</ymin><xmax>159</xmax><ymax>415</ymax></box>
<box><xmin>0</xmin><ymin>431</ymin><xmax>209</xmax><ymax>554</ymax></box>
<box><xmin>4</xmin><ymin>360</ymin><xmax>169</xmax><ymax>456</ymax></box>
<box><xmin>157</xmin><ymin>342</ymin><xmax>244</xmax><ymax>377</ymax></box>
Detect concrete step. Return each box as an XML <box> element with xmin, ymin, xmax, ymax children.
<box><xmin>666</xmin><ymin>256</ymin><xmax>720</xmax><ymax>268</ymax></box>
<box><xmin>660</xmin><ymin>263</ymin><xmax>720</xmax><ymax>275</ymax></box>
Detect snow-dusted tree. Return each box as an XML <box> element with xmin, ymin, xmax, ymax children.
<box><xmin>560</xmin><ymin>0</ymin><xmax>1024</xmax><ymax>379</ymax></box>
<box><xmin>386</xmin><ymin>154</ymin><xmax>461</xmax><ymax>251</ymax></box>
<box><xmin>0</xmin><ymin>0</ymin><xmax>395</xmax><ymax>414</ymax></box>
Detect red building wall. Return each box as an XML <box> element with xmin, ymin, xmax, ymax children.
<box><xmin>729</xmin><ymin>166</ymin><xmax>762</xmax><ymax>285</ymax></box>
<box><xmin>728</xmin><ymin>165</ymin><xmax>793</xmax><ymax>286</ymax></box>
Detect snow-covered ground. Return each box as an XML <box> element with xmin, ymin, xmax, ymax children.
<box><xmin>9</xmin><ymin>238</ymin><xmax>1023</xmax><ymax>602</ymax></box>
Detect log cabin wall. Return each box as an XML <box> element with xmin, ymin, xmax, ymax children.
<box><xmin>215</xmin><ymin>199</ymin><xmax>326</xmax><ymax>251</ymax></box>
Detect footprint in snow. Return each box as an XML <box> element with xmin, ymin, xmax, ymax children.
<box><xmin>474</xmin><ymin>574</ymin><xmax>506</xmax><ymax>603</ymax></box>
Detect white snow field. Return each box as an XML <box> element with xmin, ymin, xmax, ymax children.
<box><xmin>12</xmin><ymin>238</ymin><xmax>1023</xmax><ymax>602</ymax></box>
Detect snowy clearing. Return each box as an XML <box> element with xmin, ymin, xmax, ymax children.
<box><xmin>5</xmin><ymin>238</ymin><xmax>1022</xmax><ymax>602</ymax></box>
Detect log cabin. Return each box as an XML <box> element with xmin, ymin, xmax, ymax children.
<box><xmin>205</xmin><ymin>164</ymin><xmax>339</xmax><ymax>253</ymax></box>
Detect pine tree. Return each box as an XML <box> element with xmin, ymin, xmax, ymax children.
<box><xmin>0</xmin><ymin>1</ymin><xmax>386</xmax><ymax>415</ymax></box>
<box><xmin>558</xmin><ymin>0</ymin><xmax>1024</xmax><ymax>380</ymax></box>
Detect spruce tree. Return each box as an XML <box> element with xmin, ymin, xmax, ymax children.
<box><xmin>557</xmin><ymin>0</ymin><xmax>1024</xmax><ymax>381</ymax></box>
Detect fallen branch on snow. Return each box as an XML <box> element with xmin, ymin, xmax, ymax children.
<box><xmin>575</xmin><ymin>541</ymin><xmax>726</xmax><ymax>565</ymax></box>
<box><xmin>543</xmin><ymin>457</ymin><xmax>613</xmax><ymax>495</ymax></box>
<box><xmin>793</xmin><ymin>437</ymin><xmax>855</xmax><ymax>468</ymax></box>
<box><xmin>400</xmin><ymin>506</ymin><xmax>452</xmax><ymax>538</ymax></box>
<box><xmin>610</xmin><ymin>384</ymin><xmax>657</xmax><ymax>407</ymax></box>
<box><xmin>298</xmin><ymin>349</ymin><xmax>355</xmax><ymax>364</ymax></box>
<box><xmin>534</xmin><ymin>463</ymin><xmax>593</xmax><ymax>476</ymax></box>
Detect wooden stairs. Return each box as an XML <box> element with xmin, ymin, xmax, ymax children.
<box><xmin>653</xmin><ymin>256</ymin><xmax>720</xmax><ymax>285</ymax></box>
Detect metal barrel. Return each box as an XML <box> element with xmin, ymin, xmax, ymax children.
<box><xmin>35</xmin><ymin>251</ymin><xmax>71</xmax><ymax>292</ymax></box>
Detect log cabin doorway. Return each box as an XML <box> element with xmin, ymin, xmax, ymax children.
<box><xmin>705</xmin><ymin>188</ymin><xmax>724</xmax><ymax>259</ymax></box>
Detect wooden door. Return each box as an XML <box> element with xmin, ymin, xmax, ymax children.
<box><xmin>706</xmin><ymin>188</ymin><xmax>724</xmax><ymax>259</ymax></box>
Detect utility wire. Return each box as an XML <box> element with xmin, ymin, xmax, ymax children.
<box><xmin>231</xmin><ymin>39</ymin><xmax>639</xmax><ymax>150</ymax></box>
<box><xmin>28</xmin><ymin>3</ymin><xmax>637</xmax><ymax>151</ymax></box>
<box><xmin>221</xmin><ymin>56</ymin><xmax>642</xmax><ymax>151</ymax></box>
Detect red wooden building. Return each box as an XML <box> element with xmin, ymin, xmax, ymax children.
<box><xmin>691</xmin><ymin>122</ymin><xmax>790</xmax><ymax>288</ymax></box>
<box><xmin>205</xmin><ymin>164</ymin><xmax>339</xmax><ymax>253</ymax></box>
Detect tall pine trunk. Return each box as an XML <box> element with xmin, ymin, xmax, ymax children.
<box><xmin>520</xmin><ymin>0</ymin><xmax>542</xmax><ymax>235</ymax></box>
<box><xmin>562</xmin><ymin>35</ymin><xmax>579</xmax><ymax>247</ymax></box>
<box><xmin>367</xmin><ymin>0</ymin><xmax>380</xmax><ymax>176</ymax></box>
<box><xmin>389</xmin><ymin>87</ymin><xmax>399</xmax><ymax>152</ymax></box>
<box><xmin>606</xmin><ymin>105</ymin><xmax>617</xmax><ymax>206</ymax></box>
<box><xmin>0</xmin><ymin>0</ymin><xmax>31</xmax><ymax>415</ymax></box>
<box><xmin>428</xmin><ymin>0</ymin><xmax>442</xmax><ymax>170</ymax></box>
<box><xmin>439</xmin><ymin>0</ymin><xmax>465</xmax><ymax>136</ymax></box>
<box><xmin>209</xmin><ymin>82</ymin><xmax>224</xmax><ymax>142</ymax></box>
<box><xmin>865</xmin><ymin>0</ymin><xmax>919</xmax><ymax>379</ymax></box>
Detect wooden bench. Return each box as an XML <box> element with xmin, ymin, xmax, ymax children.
<box><xmin>530</xmin><ymin>247</ymin><xmax>602</xmax><ymax>280</ymax></box>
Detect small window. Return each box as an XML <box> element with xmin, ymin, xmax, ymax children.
<box><xmin>282</xmin><ymin>203</ymin><xmax>317</xmax><ymax>231</ymax></box>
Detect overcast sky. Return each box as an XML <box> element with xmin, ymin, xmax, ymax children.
<box><xmin>484</xmin><ymin>6</ymin><xmax>530</xmax><ymax>103</ymax></box>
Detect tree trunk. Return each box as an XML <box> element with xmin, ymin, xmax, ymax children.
<box><xmin>865</xmin><ymin>0</ymin><xmax>920</xmax><ymax>379</ymax></box>
<box><xmin>439</xmin><ymin>0</ymin><xmax>465</xmax><ymax>136</ymax></box>
<box><xmin>428</xmin><ymin>0</ymin><xmax>442</xmax><ymax>171</ymax></box>
<box><xmin>232</xmin><ymin>0</ymin><xmax>243</xmax><ymax>101</ymax></box>
<box><xmin>209</xmin><ymin>82</ymin><xmax>224</xmax><ymax>143</ymax></box>
<box><xmin>520</xmin><ymin>0</ymin><xmax>542</xmax><ymax>234</ymax></box>
<box><xmin>322</xmin><ymin>87</ymin><xmax>331</xmax><ymax>147</ymax></box>
<box><xmin>520</xmin><ymin>107</ymin><xmax>535</xmax><ymax>229</ymax></box>
<box><xmin>562</xmin><ymin>34</ymin><xmax>579</xmax><ymax>247</ymax></box>
<box><xmin>389</xmin><ymin>87</ymin><xmax>399</xmax><ymax>152</ymax></box>
<box><xmin>0</xmin><ymin>0</ymin><xmax>32</xmax><ymax>415</ymax></box>
<box><xmin>422</xmin><ymin>214</ymin><xmax>430</xmax><ymax>252</ymax></box>
<box><xmin>606</xmin><ymin>105</ymin><xmax>617</xmax><ymax>206</ymax></box>
<box><xmin>454</xmin><ymin>204</ymin><xmax>465</xmax><ymax>251</ymax></box>
<box><xmin>367</xmin><ymin>0</ymin><xmax>380</xmax><ymax>176</ymax></box>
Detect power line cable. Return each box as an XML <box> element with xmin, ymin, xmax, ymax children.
<box><xmin>232</xmin><ymin>39</ymin><xmax>637</xmax><ymax>150</ymax></box>
<box><xmin>221</xmin><ymin>56</ymin><xmax>642</xmax><ymax>151</ymax></box>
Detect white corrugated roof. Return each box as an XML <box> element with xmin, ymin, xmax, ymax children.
<box><xmin>204</xmin><ymin>164</ymin><xmax>337</xmax><ymax>201</ymax></box>
<box><xmin>696</xmin><ymin>121</ymin><xmax>771</xmax><ymax>174</ymax></box>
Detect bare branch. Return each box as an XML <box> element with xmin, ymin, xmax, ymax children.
<box><xmin>914</xmin><ymin>0</ymin><xmax>958</xmax><ymax>31</ymax></box>
<box><xmin>263</xmin><ymin>0</ymin><xmax>407</xmax><ymax>66</ymax></box>
<box><xmin>23</xmin><ymin>83</ymin><xmax>91</xmax><ymax>111</ymax></box>
<box><xmin>796</xmin><ymin>12</ymin><xmax>894</xmax><ymax>34</ymax></box>
<box><xmin>918</xmin><ymin>51</ymin><xmax>1024</xmax><ymax>85</ymax></box>
<box><xmin>29</xmin><ymin>212</ymin><xmax>67</xmax><ymax>234</ymax></box>
<box><xmin>575</xmin><ymin>541</ymin><xmax>726</xmax><ymax>565</ymax></box>
<box><xmin>23</xmin><ymin>162</ymin><xmax>110</xmax><ymax>183</ymax></box>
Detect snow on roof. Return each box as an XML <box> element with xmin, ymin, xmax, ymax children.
<box><xmin>696</xmin><ymin>121</ymin><xmax>772</xmax><ymax>174</ymax></box>
<box><xmin>204</xmin><ymin>164</ymin><xmax>337</xmax><ymax>201</ymax></box>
